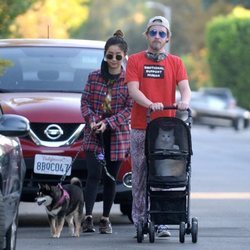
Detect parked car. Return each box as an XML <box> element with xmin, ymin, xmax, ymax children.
<box><xmin>199</xmin><ymin>87</ymin><xmax>237</xmax><ymax>109</ymax></box>
<box><xmin>191</xmin><ymin>88</ymin><xmax>250</xmax><ymax>130</ymax></box>
<box><xmin>0</xmin><ymin>114</ymin><xmax>30</xmax><ymax>250</ymax></box>
<box><xmin>0</xmin><ymin>39</ymin><xmax>132</xmax><ymax>220</ymax></box>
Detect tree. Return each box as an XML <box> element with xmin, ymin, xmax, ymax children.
<box><xmin>72</xmin><ymin>0</ymin><xmax>236</xmax><ymax>55</ymax></box>
<box><xmin>0</xmin><ymin>0</ymin><xmax>37</xmax><ymax>37</ymax></box>
<box><xmin>71</xmin><ymin>0</ymin><xmax>148</xmax><ymax>54</ymax></box>
<box><xmin>10</xmin><ymin>0</ymin><xmax>90</xmax><ymax>38</ymax></box>
<box><xmin>202</xmin><ymin>0</ymin><xmax>250</xmax><ymax>9</ymax></box>
<box><xmin>206</xmin><ymin>6</ymin><xmax>250</xmax><ymax>108</ymax></box>
<box><xmin>182</xmin><ymin>49</ymin><xmax>211</xmax><ymax>90</ymax></box>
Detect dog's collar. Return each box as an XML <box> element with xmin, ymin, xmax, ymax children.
<box><xmin>54</xmin><ymin>184</ymin><xmax>70</xmax><ymax>209</ymax></box>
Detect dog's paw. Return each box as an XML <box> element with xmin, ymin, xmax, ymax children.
<box><xmin>52</xmin><ymin>234</ymin><xmax>60</xmax><ymax>238</ymax></box>
<box><xmin>71</xmin><ymin>232</ymin><xmax>80</xmax><ymax>237</ymax></box>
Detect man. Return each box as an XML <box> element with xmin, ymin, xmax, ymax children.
<box><xmin>125</xmin><ymin>16</ymin><xmax>191</xmax><ymax>237</ymax></box>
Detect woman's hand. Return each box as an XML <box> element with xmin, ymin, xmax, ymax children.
<box><xmin>94</xmin><ymin>121</ymin><xmax>107</xmax><ymax>133</ymax></box>
<box><xmin>90</xmin><ymin>122</ymin><xmax>98</xmax><ymax>130</ymax></box>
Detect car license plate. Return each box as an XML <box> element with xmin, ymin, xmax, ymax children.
<box><xmin>34</xmin><ymin>154</ymin><xmax>72</xmax><ymax>176</ymax></box>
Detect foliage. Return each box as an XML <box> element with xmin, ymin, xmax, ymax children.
<box><xmin>0</xmin><ymin>60</ymin><xmax>13</xmax><ymax>76</ymax></box>
<box><xmin>206</xmin><ymin>6</ymin><xmax>250</xmax><ymax>108</ymax></box>
<box><xmin>71</xmin><ymin>0</ymin><xmax>236</xmax><ymax>56</ymax></box>
<box><xmin>71</xmin><ymin>0</ymin><xmax>148</xmax><ymax>54</ymax></box>
<box><xmin>182</xmin><ymin>49</ymin><xmax>211</xmax><ymax>90</ymax></box>
<box><xmin>9</xmin><ymin>0</ymin><xmax>90</xmax><ymax>38</ymax></box>
<box><xmin>202</xmin><ymin>0</ymin><xmax>250</xmax><ymax>9</ymax></box>
<box><xmin>0</xmin><ymin>0</ymin><xmax>37</xmax><ymax>38</ymax></box>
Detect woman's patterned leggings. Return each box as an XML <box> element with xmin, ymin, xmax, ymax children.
<box><xmin>130</xmin><ymin>129</ymin><xmax>147</xmax><ymax>226</ymax></box>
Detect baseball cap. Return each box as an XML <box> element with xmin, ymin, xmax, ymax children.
<box><xmin>145</xmin><ymin>16</ymin><xmax>171</xmax><ymax>34</ymax></box>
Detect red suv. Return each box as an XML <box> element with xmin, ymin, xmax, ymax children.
<box><xmin>0</xmin><ymin>39</ymin><xmax>132</xmax><ymax>220</ymax></box>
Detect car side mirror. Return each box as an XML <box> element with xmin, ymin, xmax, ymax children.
<box><xmin>0</xmin><ymin>114</ymin><xmax>30</xmax><ymax>137</ymax></box>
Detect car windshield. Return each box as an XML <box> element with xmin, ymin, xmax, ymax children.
<box><xmin>0</xmin><ymin>47</ymin><xmax>104</xmax><ymax>93</ymax></box>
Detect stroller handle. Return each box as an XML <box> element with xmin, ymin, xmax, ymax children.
<box><xmin>146</xmin><ymin>105</ymin><xmax>192</xmax><ymax>126</ymax></box>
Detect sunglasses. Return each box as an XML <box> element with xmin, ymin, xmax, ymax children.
<box><xmin>148</xmin><ymin>29</ymin><xmax>167</xmax><ymax>39</ymax></box>
<box><xmin>106</xmin><ymin>54</ymin><xmax>123</xmax><ymax>61</ymax></box>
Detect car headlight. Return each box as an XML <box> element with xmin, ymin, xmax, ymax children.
<box><xmin>122</xmin><ymin>172</ymin><xmax>132</xmax><ymax>188</ymax></box>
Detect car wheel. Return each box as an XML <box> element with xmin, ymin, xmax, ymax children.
<box><xmin>120</xmin><ymin>203</ymin><xmax>133</xmax><ymax>223</ymax></box>
<box><xmin>0</xmin><ymin>192</ymin><xmax>5</xmax><ymax>249</ymax></box>
<box><xmin>233</xmin><ymin>118</ymin><xmax>245</xmax><ymax>131</ymax></box>
<box><xmin>209</xmin><ymin>125</ymin><xmax>216</xmax><ymax>130</ymax></box>
<box><xmin>5</xmin><ymin>208</ymin><xmax>18</xmax><ymax>250</ymax></box>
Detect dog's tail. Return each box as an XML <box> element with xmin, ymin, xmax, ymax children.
<box><xmin>70</xmin><ymin>177</ymin><xmax>82</xmax><ymax>188</ymax></box>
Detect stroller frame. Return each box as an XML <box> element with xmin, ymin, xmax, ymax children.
<box><xmin>136</xmin><ymin>107</ymin><xmax>198</xmax><ymax>243</ymax></box>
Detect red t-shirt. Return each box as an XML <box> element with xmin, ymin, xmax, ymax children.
<box><xmin>125</xmin><ymin>51</ymin><xmax>188</xmax><ymax>129</ymax></box>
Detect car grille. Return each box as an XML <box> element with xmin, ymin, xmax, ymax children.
<box><xmin>24</xmin><ymin>123</ymin><xmax>84</xmax><ymax>147</ymax></box>
<box><xmin>31</xmin><ymin>123</ymin><xmax>81</xmax><ymax>141</ymax></box>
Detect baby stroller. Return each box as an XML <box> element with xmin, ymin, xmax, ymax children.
<box><xmin>136</xmin><ymin>106</ymin><xmax>198</xmax><ymax>243</ymax></box>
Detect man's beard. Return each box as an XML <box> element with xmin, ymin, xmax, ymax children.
<box><xmin>150</xmin><ymin>41</ymin><xmax>165</xmax><ymax>52</ymax></box>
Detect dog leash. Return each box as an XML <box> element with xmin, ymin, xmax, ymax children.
<box><xmin>59</xmin><ymin>138</ymin><xmax>85</xmax><ymax>184</ymax></box>
<box><xmin>95</xmin><ymin>132</ymin><xmax>115</xmax><ymax>182</ymax></box>
<box><xmin>59</xmin><ymin>125</ymin><xmax>115</xmax><ymax>183</ymax></box>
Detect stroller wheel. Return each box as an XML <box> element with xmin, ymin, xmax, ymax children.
<box><xmin>136</xmin><ymin>220</ymin><xmax>144</xmax><ymax>243</ymax></box>
<box><xmin>179</xmin><ymin>221</ymin><xmax>186</xmax><ymax>243</ymax></box>
<box><xmin>191</xmin><ymin>217</ymin><xmax>198</xmax><ymax>243</ymax></box>
<box><xmin>148</xmin><ymin>221</ymin><xmax>155</xmax><ymax>243</ymax></box>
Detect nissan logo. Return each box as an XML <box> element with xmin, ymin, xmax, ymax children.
<box><xmin>44</xmin><ymin>124</ymin><xmax>64</xmax><ymax>140</ymax></box>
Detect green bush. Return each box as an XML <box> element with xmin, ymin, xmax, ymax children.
<box><xmin>206</xmin><ymin>10</ymin><xmax>250</xmax><ymax>109</ymax></box>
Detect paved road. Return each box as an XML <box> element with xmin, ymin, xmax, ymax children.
<box><xmin>17</xmin><ymin>126</ymin><xmax>250</xmax><ymax>249</ymax></box>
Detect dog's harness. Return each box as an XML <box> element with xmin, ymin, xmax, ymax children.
<box><xmin>54</xmin><ymin>184</ymin><xmax>70</xmax><ymax>209</ymax></box>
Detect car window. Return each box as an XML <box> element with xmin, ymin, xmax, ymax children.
<box><xmin>0</xmin><ymin>47</ymin><xmax>104</xmax><ymax>92</ymax></box>
<box><xmin>191</xmin><ymin>93</ymin><xmax>226</xmax><ymax>110</ymax></box>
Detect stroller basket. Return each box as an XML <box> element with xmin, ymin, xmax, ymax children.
<box><xmin>149</xmin><ymin>190</ymin><xmax>187</xmax><ymax>225</ymax></box>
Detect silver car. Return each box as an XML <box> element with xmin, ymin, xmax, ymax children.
<box><xmin>191</xmin><ymin>88</ymin><xmax>250</xmax><ymax>131</ymax></box>
<box><xmin>0</xmin><ymin>114</ymin><xmax>30</xmax><ymax>250</ymax></box>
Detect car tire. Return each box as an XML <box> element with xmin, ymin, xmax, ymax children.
<box><xmin>233</xmin><ymin>117</ymin><xmax>245</xmax><ymax>131</ymax></box>
<box><xmin>120</xmin><ymin>203</ymin><xmax>133</xmax><ymax>223</ymax></box>
<box><xmin>0</xmin><ymin>192</ymin><xmax>5</xmax><ymax>249</ymax></box>
<box><xmin>5</xmin><ymin>208</ymin><xmax>18</xmax><ymax>250</ymax></box>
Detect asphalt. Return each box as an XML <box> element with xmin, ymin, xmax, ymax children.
<box><xmin>18</xmin><ymin>202</ymin><xmax>131</xmax><ymax>227</ymax></box>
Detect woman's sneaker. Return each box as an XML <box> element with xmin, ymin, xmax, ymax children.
<box><xmin>156</xmin><ymin>225</ymin><xmax>171</xmax><ymax>237</ymax></box>
<box><xmin>82</xmin><ymin>216</ymin><xmax>95</xmax><ymax>232</ymax></box>
<box><xmin>99</xmin><ymin>218</ymin><xmax>112</xmax><ymax>234</ymax></box>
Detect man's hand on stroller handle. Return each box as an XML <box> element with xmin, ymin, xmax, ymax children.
<box><xmin>148</xmin><ymin>101</ymin><xmax>189</xmax><ymax>111</ymax></box>
<box><xmin>148</xmin><ymin>102</ymin><xmax>164</xmax><ymax>111</ymax></box>
<box><xmin>174</xmin><ymin>101</ymin><xmax>189</xmax><ymax>111</ymax></box>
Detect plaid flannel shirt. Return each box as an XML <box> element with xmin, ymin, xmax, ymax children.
<box><xmin>81</xmin><ymin>69</ymin><xmax>133</xmax><ymax>161</ymax></box>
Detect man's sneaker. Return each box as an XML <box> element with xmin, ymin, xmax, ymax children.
<box><xmin>99</xmin><ymin>218</ymin><xmax>112</xmax><ymax>234</ymax></box>
<box><xmin>82</xmin><ymin>216</ymin><xmax>95</xmax><ymax>232</ymax></box>
<box><xmin>156</xmin><ymin>225</ymin><xmax>171</xmax><ymax>237</ymax></box>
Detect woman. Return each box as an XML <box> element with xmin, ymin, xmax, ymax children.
<box><xmin>81</xmin><ymin>30</ymin><xmax>132</xmax><ymax>234</ymax></box>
